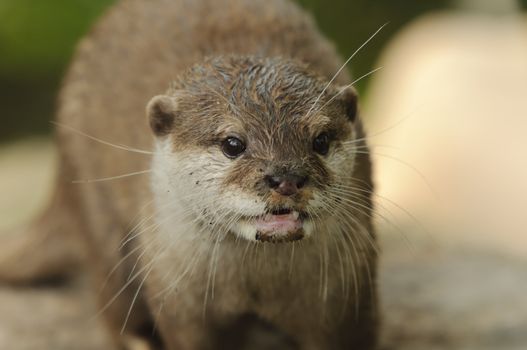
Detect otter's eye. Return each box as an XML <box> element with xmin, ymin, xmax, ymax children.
<box><xmin>222</xmin><ymin>137</ymin><xmax>246</xmax><ymax>158</ymax></box>
<box><xmin>313</xmin><ymin>132</ymin><xmax>330</xmax><ymax>155</ymax></box>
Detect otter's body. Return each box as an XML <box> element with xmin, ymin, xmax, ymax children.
<box><xmin>3</xmin><ymin>0</ymin><xmax>378</xmax><ymax>348</ymax></box>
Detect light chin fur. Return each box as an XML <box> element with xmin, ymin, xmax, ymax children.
<box><xmin>231</xmin><ymin>218</ymin><xmax>315</xmax><ymax>242</ymax></box>
<box><xmin>231</xmin><ymin>220</ymin><xmax>259</xmax><ymax>241</ymax></box>
<box><xmin>151</xmin><ymin>138</ymin><xmax>269</xmax><ymax>241</ymax></box>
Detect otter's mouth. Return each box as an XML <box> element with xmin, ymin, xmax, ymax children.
<box><xmin>253</xmin><ymin>209</ymin><xmax>306</xmax><ymax>243</ymax></box>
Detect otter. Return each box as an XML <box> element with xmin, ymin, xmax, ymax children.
<box><xmin>0</xmin><ymin>0</ymin><xmax>378</xmax><ymax>349</ymax></box>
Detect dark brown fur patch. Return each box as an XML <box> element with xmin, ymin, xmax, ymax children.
<box><xmin>338</xmin><ymin>87</ymin><xmax>358</xmax><ymax>122</ymax></box>
<box><xmin>147</xmin><ymin>95</ymin><xmax>179</xmax><ymax>137</ymax></box>
<box><xmin>255</xmin><ymin>229</ymin><xmax>304</xmax><ymax>243</ymax></box>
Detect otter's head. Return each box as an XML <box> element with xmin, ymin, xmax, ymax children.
<box><xmin>148</xmin><ymin>56</ymin><xmax>369</xmax><ymax>243</ymax></box>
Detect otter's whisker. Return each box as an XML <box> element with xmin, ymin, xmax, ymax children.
<box><xmin>322</xmin><ymin>191</ymin><xmax>379</xmax><ymax>254</ymax></box>
<box><xmin>52</xmin><ymin>122</ymin><xmax>156</xmax><ymax>155</ymax></box>
<box><xmin>121</xmin><ymin>259</ymin><xmax>157</xmax><ymax>334</ymax></box>
<box><xmin>119</xmin><ymin>198</ymin><xmax>157</xmax><ymax>249</ymax></box>
<box><xmin>305</xmin><ymin>22</ymin><xmax>388</xmax><ymax>118</ymax></box>
<box><xmin>92</xmin><ymin>249</ymin><xmax>162</xmax><ymax>322</ymax></box>
<box><xmin>354</xmin><ymin>150</ymin><xmax>438</xmax><ymax>198</ymax></box>
<box><xmin>99</xmin><ymin>235</ymin><xmax>155</xmax><ymax>294</ymax></box>
<box><xmin>72</xmin><ymin>170</ymin><xmax>151</xmax><ymax>184</ymax></box>
<box><xmin>335</xmin><ymin>183</ymin><xmax>430</xmax><ymax>239</ymax></box>
<box><xmin>341</xmin><ymin>102</ymin><xmax>425</xmax><ymax>146</ymax></box>
<box><xmin>314</xmin><ymin>198</ymin><xmax>361</xmax><ymax>312</ymax></box>
<box><xmin>312</xmin><ymin>67</ymin><xmax>383</xmax><ymax>116</ymax></box>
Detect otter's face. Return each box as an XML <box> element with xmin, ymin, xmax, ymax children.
<box><xmin>148</xmin><ymin>57</ymin><xmax>363</xmax><ymax>243</ymax></box>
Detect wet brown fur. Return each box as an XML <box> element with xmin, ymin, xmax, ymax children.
<box><xmin>0</xmin><ymin>0</ymin><xmax>377</xmax><ymax>349</ymax></box>
<box><xmin>156</xmin><ymin>56</ymin><xmax>355</xmax><ymax>213</ymax></box>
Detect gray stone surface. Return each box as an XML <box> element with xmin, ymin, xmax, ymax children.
<box><xmin>0</xmin><ymin>278</ymin><xmax>112</xmax><ymax>349</ymax></box>
<box><xmin>380</xmin><ymin>236</ymin><xmax>527</xmax><ymax>350</ymax></box>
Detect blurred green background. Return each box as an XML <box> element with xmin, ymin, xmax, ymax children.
<box><xmin>1</xmin><ymin>0</ymin><xmax>525</xmax><ymax>143</ymax></box>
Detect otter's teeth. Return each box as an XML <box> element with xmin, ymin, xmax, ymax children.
<box><xmin>292</xmin><ymin>211</ymin><xmax>299</xmax><ymax>220</ymax></box>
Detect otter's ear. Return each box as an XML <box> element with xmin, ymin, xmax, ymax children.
<box><xmin>336</xmin><ymin>86</ymin><xmax>358</xmax><ymax>122</ymax></box>
<box><xmin>147</xmin><ymin>95</ymin><xmax>179</xmax><ymax>137</ymax></box>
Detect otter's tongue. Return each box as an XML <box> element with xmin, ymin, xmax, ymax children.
<box><xmin>254</xmin><ymin>211</ymin><xmax>302</xmax><ymax>234</ymax></box>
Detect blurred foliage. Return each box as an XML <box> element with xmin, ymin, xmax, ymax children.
<box><xmin>0</xmin><ymin>0</ymin><xmax>495</xmax><ymax>143</ymax></box>
<box><xmin>0</xmin><ymin>0</ymin><xmax>113</xmax><ymax>142</ymax></box>
<box><xmin>0</xmin><ymin>0</ymin><xmax>113</xmax><ymax>79</ymax></box>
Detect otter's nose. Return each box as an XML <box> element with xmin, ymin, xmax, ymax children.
<box><xmin>265</xmin><ymin>174</ymin><xmax>307</xmax><ymax>196</ymax></box>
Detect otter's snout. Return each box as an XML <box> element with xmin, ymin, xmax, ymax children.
<box><xmin>264</xmin><ymin>174</ymin><xmax>308</xmax><ymax>196</ymax></box>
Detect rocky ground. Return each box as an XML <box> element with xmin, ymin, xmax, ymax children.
<box><xmin>379</xmin><ymin>235</ymin><xmax>527</xmax><ymax>350</ymax></box>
